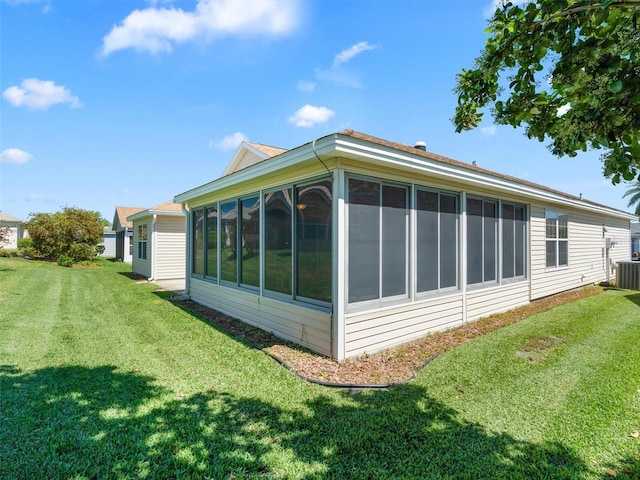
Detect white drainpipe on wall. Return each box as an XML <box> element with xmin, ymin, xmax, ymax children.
<box><xmin>148</xmin><ymin>213</ymin><xmax>157</xmax><ymax>281</ymax></box>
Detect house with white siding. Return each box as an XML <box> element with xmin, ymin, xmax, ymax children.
<box><xmin>127</xmin><ymin>200</ymin><xmax>186</xmax><ymax>282</ymax></box>
<box><xmin>174</xmin><ymin>130</ymin><xmax>635</xmax><ymax>361</ymax></box>
<box><xmin>112</xmin><ymin>206</ymin><xmax>145</xmax><ymax>263</ymax></box>
<box><xmin>0</xmin><ymin>211</ymin><xmax>27</xmax><ymax>249</ymax></box>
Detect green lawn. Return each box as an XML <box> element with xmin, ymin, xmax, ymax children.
<box><xmin>0</xmin><ymin>257</ymin><xmax>638</xmax><ymax>479</ymax></box>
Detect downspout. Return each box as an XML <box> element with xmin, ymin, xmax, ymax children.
<box><xmin>148</xmin><ymin>213</ymin><xmax>157</xmax><ymax>281</ymax></box>
<box><xmin>181</xmin><ymin>204</ymin><xmax>191</xmax><ymax>297</ymax></box>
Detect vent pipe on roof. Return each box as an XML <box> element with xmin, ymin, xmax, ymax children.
<box><xmin>414</xmin><ymin>141</ymin><xmax>427</xmax><ymax>151</ymax></box>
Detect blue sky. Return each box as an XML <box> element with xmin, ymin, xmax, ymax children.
<box><xmin>1</xmin><ymin>0</ymin><xmax>633</xmax><ymax>223</ymax></box>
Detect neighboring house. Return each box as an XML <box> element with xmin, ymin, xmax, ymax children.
<box><xmin>127</xmin><ymin>200</ymin><xmax>186</xmax><ymax>282</ymax></box>
<box><xmin>0</xmin><ymin>211</ymin><xmax>27</xmax><ymax>249</ymax></box>
<box><xmin>112</xmin><ymin>206</ymin><xmax>144</xmax><ymax>263</ymax></box>
<box><xmin>632</xmin><ymin>222</ymin><xmax>640</xmax><ymax>259</ymax></box>
<box><xmin>99</xmin><ymin>227</ymin><xmax>117</xmax><ymax>257</ymax></box>
<box><xmin>174</xmin><ymin>130</ymin><xmax>635</xmax><ymax>361</ymax></box>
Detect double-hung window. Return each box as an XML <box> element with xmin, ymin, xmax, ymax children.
<box><xmin>348</xmin><ymin>177</ymin><xmax>409</xmax><ymax>305</ymax></box>
<box><xmin>545</xmin><ymin>211</ymin><xmax>568</xmax><ymax>268</ymax></box>
<box><xmin>137</xmin><ymin>224</ymin><xmax>148</xmax><ymax>260</ymax></box>
<box><xmin>466</xmin><ymin>197</ymin><xmax>498</xmax><ymax>286</ymax></box>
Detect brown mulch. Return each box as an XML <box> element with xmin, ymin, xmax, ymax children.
<box><xmin>175</xmin><ymin>286</ymin><xmax>603</xmax><ymax>387</ymax></box>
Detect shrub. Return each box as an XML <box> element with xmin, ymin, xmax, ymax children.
<box><xmin>17</xmin><ymin>238</ymin><xmax>35</xmax><ymax>258</ymax></box>
<box><xmin>57</xmin><ymin>254</ymin><xmax>74</xmax><ymax>267</ymax></box>
<box><xmin>69</xmin><ymin>243</ymin><xmax>96</xmax><ymax>262</ymax></box>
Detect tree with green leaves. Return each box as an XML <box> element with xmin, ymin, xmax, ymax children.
<box><xmin>453</xmin><ymin>0</ymin><xmax>640</xmax><ymax>183</ymax></box>
<box><xmin>25</xmin><ymin>206</ymin><xmax>105</xmax><ymax>263</ymax></box>
<box><xmin>623</xmin><ymin>180</ymin><xmax>640</xmax><ymax>214</ymax></box>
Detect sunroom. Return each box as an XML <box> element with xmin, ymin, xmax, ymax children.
<box><xmin>174</xmin><ymin>130</ymin><xmax>633</xmax><ymax>361</ymax></box>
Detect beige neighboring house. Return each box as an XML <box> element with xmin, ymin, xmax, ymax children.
<box><xmin>175</xmin><ymin>130</ymin><xmax>635</xmax><ymax>361</ymax></box>
<box><xmin>112</xmin><ymin>206</ymin><xmax>144</xmax><ymax>263</ymax></box>
<box><xmin>127</xmin><ymin>200</ymin><xmax>186</xmax><ymax>282</ymax></box>
<box><xmin>0</xmin><ymin>211</ymin><xmax>27</xmax><ymax>249</ymax></box>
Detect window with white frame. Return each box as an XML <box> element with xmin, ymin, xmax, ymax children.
<box><xmin>545</xmin><ymin>211</ymin><xmax>568</xmax><ymax>268</ymax></box>
<box><xmin>416</xmin><ymin>189</ymin><xmax>459</xmax><ymax>293</ymax></box>
<box><xmin>348</xmin><ymin>177</ymin><xmax>409</xmax><ymax>304</ymax></box>
<box><xmin>466</xmin><ymin>197</ymin><xmax>498</xmax><ymax>286</ymax></box>
<box><xmin>137</xmin><ymin>224</ymin><xmax>148</xmax><ymax>260</ymax></box>
<box><xmin>502</xmin><ymin>202</ymin><xmax>527</xmax><ymax>280</ymax></box>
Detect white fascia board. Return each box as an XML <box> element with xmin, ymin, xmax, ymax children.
<box><xmin>333</xmin><ymin>135</ymin><xmax>635</xmax><ymax>220</ymax></box>
<box><xmin>127</xmin><ymin>210</ymin><xmax>184</xmax><ymax>222</ymax></box>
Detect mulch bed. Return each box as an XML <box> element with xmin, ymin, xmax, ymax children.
<box><xmin>173</xmin><ymin>286</ymin><xmax>603</xmax><ymax>387</ymax></box>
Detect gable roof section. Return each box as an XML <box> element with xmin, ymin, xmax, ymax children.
<box><xmin>0</xmin><ymin>211</ymin><xmax>24</xmax><ymax>224</ymax></box>
<box><xmin>127</xmin><ymin>200</ymin><xmax>184</xmax><ymax>222</ymax></box>
<box><xmin>221</xmin><ymin>141</ymin><xmax>287</xmax><ymax>176</ymax></box>
<box><xmin>112</xmin><ymin>206</ymin><xmax>145</xmax><ymax>231</ymax></box>
<box><xmin>176</xmin><ymin>130</ymin><xmax>636</xmax><ymax>221</ymax></box>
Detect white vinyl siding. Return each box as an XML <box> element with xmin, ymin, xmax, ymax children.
<box><xmin>344</xmin><ymin>294</ymin><xmax>464</xmax><ymax>359</ymax></box>
<box><xmin>466</xmin><ymin>281</ymin><xmax>530</xmax><ymax>321</ymax></box>
<box><xmin>189</xmin><ymin>278</ymin><xmax>332</xmax><ymax>356</ymax></box>
<box><xmin>154</xmin><ymin>216</ymin><xmax>186</xmax><ymax>280</ymax></box>
<box><xmin>530</xmin><ymin>204</ymin><xmax>630</xmax><ymax>300</ymax></box>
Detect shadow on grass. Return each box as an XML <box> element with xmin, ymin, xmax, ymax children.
<box><xmin>1</xmin><ymin>364</ymin><xmax>596</xmax><ymax>479</ymax></box>
<box><xmin>622</xmin><ymin>292</ymin><xmax>640</xmax><ymax>308</ymax></box>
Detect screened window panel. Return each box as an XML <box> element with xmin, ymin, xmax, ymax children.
<box><xmin>381</xmin><ymin>185</ymin><xmax>407</xmax><ymax>298</ymax></box>
<box><xmin>220</xmin><ymin>201</ymin><xmax>238</xmax><ymax>283</ymax></box>
<box><xmin>264</xmin><ymin>189</ymin><xmax>292</xmax><ymax>294</ymax></box>
<box><xmin>466</xmin><ymin>198</ymin><xmax>484</xmax><ymax>285</ymax></box>
<box><xmin>239</xmin><ymin>196</ymin><xmax>260</xmax><ymax>287</ymax></box>
<box><xmin>192</xmin><ymin>210</ymin><xmax>204</xmax><ymax>275</ymax></box>
<box><xmin>205</xmin><ymin>206</ymin><xmax>217</xmax><ymax>278</ymax></box>
<box><xmin>483</xmin><ymin>201</ymin><xmax>497</xmax><ymax>282</ymax></box>
<box><xmin>502</xmin><ymin>204</ymin><xmax>515</xmax><ymax>279</ymax></box>
<box><xmin>416</xmin><ymin>190</ymin><xmax>439</xmax><ymax>292</ymax></box>
<box><xmin>440</xmin><ymin>194</ymin><xmax>458</xmax><ymax>289</ymax></box>
<box><xmin>296</xmin><ymin>180</ymin><xmax>332</xmax><ymax>303</ymax></box>
<box><xmin>515</xmin><ymin>206</ymin><xmax>526</xmax><ymax>277</ymax></box>
<box><xmin>348</xmin><ymin>179</ymin><xmax>380</xmax><ymax>303</ymax></box>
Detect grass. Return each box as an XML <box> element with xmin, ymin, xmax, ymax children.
<box><xmin>1</xmin><ymin>257</ymin><xmax>639</xmax><ymax>479</ymax></box>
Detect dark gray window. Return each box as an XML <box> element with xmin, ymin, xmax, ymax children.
<box><xmin>296</xmin><ymin>180</ymin><xmax>332</xmax><ymax>303</ymax></box>
<box><xmin>502</xmin><ymin>203</ymin><xmax>527</xmax><ymax>280</ymax></box>
<box><xmin>205</xmin><ymin>206</ymin><xmax>217</xmax><ymax>278</ymax></box>
<box><xmin>264</xmin><ymin>188</ymin><xmax>293</xmax><ymax>295</ymax></box>
<box><xmin>240</xmin><ymin>196</ymin><xmax>260</xmax><ymax>288</ymax></box>
<box><xmin>348</xmin><ymin>177</ymin><xmax>408</xmax><ymax>304</ymax></box>
<box><xmin>416</xmin><ymin>190</ymin><xmax>459</xmax><ymax>293</ymax></box>
<box><xmin>192</xmin><ymin>212</ymin><xmax>203</xmax><ymax>274</ymax></box>
<box><xmin>467</xmin><ymin>197</ymin><xmax>498</xmax><ymax>285</ymax></box>
<box><xmin>220</xmin><ymin>201</ymin><xmax>237</xmax><ymax>283</ymax></box>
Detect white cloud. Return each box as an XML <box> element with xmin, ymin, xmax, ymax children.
<box><xmin>0</xmin><ymin>148</ymin><xmax>33</xmax><ymax>164</ymax></box>
<box><xmin>480</xmin><ymin>125</ymin><xmax>497</xmax><ymax>137</ymax></box>
<box><xmin>297</xmin><ymin>81</ymin><xmax>316</xmax><ymax>92</ymax></box>
<box><xmin>333</xmin><ymin>41</ymin><xmax>378</xmax><ymax>67</ymax></box>
<box><xmin>213</xmin><ymin>132</ymin><xmax>248</xmax><ymax>149</ymax></box>
<box><xmin>288</xmin><ymin>105</ymin><xmax>335</xmax><ymax>128</ymax></box>
<box><xmin>101</xmin><ymin>0</ymin><xmax>300</xmax><ymax>56</ymax></box>
<box><xmin>3</xmin><ymin>78</ymin><xmax>82</xmax><ymax>110</ymax></box>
